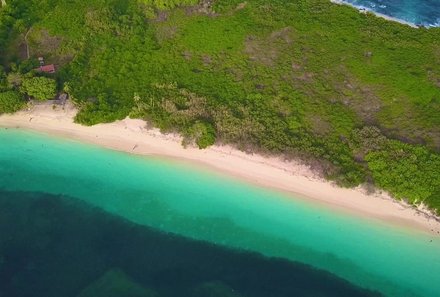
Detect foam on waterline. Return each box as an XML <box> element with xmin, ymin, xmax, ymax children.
<box><xmin>331</xmin><ymin>0</ymin><xmax>440</xmax><ymax>28</ymax></box>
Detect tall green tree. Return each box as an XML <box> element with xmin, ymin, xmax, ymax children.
<box><xmin>0</xmin><ymin>90</ymin><xmax>25</xmax><ymax>113</ymax></box>
<box><xmin>20</xmin><ymin>77</ymin><xmax>56</xmax><ymax>101</ymax></box>
<box><xmin>0</xmin><ymin>67</ymin><xmax>7</xmax><ymax>91</ymax></box>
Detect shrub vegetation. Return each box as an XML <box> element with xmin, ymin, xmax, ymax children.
<box><xmin>20</xmin><ymin>76</ymin><xmax>56</xmax><ymax>100</ymax></box>
<box><xmin>0</xmin><ymin>90</ymin><xmax>25</xmax><ymax>113</ymax></box>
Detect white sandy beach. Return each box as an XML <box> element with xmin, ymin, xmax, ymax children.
<box><xmin>1</xmin><ymin>102</ymin><xmax>439</xmax><ymax>235</ymax></box>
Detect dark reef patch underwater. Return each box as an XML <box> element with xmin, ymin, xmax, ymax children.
<box><xmin>0</xmin><ymin>190</ymin><xmax>381</xmax><ymax>297</ymax></box>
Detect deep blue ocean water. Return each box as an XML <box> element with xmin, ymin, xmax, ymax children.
<box><xmin>339</xmin><ymin>0</ymin><xmax>440</xmax><ymax>27</ymax></box>
<box><xmin>1</xmin><ymin>129</ymin><xmax>440</xmax><ymax>297</ymax></box>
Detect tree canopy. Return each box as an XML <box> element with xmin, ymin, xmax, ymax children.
<box><xmin>20</xmin><ymin>77</ymin><xmax>56</xmax><ymax>101</ymax></box>
<box><xmin>0</xmin><ymin>90</ymin><xmax>25</xmax><ymax>113</ymax></box>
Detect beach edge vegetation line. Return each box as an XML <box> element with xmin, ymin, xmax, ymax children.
<box><xmin>0</xmin><ymin>0</ymin><xmax>439</xmax><ymax>213</ymax></box>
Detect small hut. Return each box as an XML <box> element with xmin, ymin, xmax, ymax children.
<box><xmin>38</xmin><ymin>64</ymin><xmax>56</xmax><ymax>73</ymax></box>
<box><xmin>57</xmin><ymin>93</ymin><xmax>68</xmax><ymax>105</ymax></box>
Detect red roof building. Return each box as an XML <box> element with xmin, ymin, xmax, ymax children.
<box><xmin>39</xmin><ymin>64</ymin><xmax>56</xmax><ymax>73</ymax></box>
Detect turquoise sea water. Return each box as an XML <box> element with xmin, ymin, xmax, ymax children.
<box><xmin>1</xmin><ymin>128</ymin><xmax>440</xmax><ymax>296</ymax></box>
<box><xmin>0</xmin><ymin>190</ymin><xmax>379</xmax><ymax>297</ymax></box>
<box><xmin>338</xmin><ymin>0</ymin><xmax>440</xmax><ymax>27</ymax></box>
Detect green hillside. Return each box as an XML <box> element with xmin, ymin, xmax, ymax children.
<box><xmin>1</xmin><ymin>0</ymin><xmax>439</xmax><ymax>212</ymax></box>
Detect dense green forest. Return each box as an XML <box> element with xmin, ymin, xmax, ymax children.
<box><xmin>0</xmin><ymin>0</ymin><xmax>439</xmax><ymax>212</ymax></box>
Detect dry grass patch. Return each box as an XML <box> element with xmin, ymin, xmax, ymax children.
<box><xmin>244</xmin><ymin>27</ymin><xmax>295</xmax><ymax>67</ymax></box>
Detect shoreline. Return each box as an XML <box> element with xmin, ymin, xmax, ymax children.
<box><xmin>330</xmin><ymin>0</ymin><xmax>420</xmax><ymax>28</ymax></box>
<box><xmin>1</xmin><ymin>103</ymin><xmax>440</xmax><ymax>236</ymax></box>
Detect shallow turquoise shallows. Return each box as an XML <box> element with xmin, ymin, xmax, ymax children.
<box><xmin>1</xmin><ymin>128</ymin><xmax>439</xmax><ymax>297</ymax></box>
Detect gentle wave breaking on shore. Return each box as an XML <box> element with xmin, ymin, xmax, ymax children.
<box><xmin>332</xmin><ymin>0</ymin><xmax>440</xmax><ymax>27</ymax></box>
